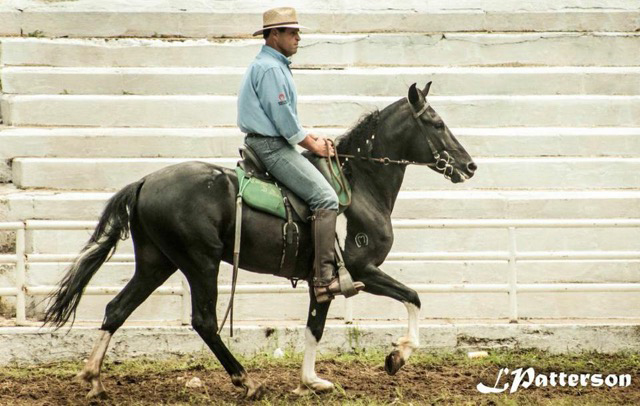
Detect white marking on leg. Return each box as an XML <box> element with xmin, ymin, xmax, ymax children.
<box><xmin>335</xmin><ymin>214</ymin><xmax>347</xmax><ymax>251</ymax></box>
<box><xmin>406</xmin><ymin>302</ymin><xmax>420</xmax><ymax>347</ymax></box>
<box><xmin>78</xmin><ymin>330</ymin><xmax>112</xmax><ymax>398</ymax></box>
<box><xmin>292</xmin><ymin>327</ymin><xmax>334</xmax><ymax>395</ymax></box>
<box><xmin>395</xmin><ymin>303</ymin><xmax>420</xmax><ymax>361</ymax></box>
<box><xmin>301</xmin><ymin>327</ymin><xmax>318</xmax><ymax>382</ymax></box>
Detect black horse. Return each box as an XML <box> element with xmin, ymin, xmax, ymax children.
<box><xmin>44</xmin><ymin>83</ymin><xmax>476</xmax><ymax>399</ymax></box>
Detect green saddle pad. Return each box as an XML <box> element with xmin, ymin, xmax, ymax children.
<box><xmin>235</xmin><ymin>157</ymin><xmax>351</xmax><ymax>221</ymax></box>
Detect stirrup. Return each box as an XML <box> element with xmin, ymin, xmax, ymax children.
<box><xmin>314</xmin><ymin>266</ymin><xmax>364</xmax><ymax>304</ymax></box>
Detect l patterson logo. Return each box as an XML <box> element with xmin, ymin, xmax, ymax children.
<box><xmin>477</xmin><ymin>367</ymin><xmax>632</xmax><ymax>394</ymax></box>
<box><xmin>278</xmin><ymin>92</ymin><xmax>287</xmax><ymax>105</ymax></box>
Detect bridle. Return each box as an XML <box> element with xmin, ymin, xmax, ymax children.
<box><xmin>336</xmin><ymin>98</ymin><xmax>455</xmax><ymax>180</ymax></box>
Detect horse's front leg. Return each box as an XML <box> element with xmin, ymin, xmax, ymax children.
<box><xmin>353</xmin><ymin>264</ymin><xmax>421</xmax><ymax>375</ymax></box>
<box><xmin>293</xmin><ymin>290</ymin><xmax>334</xmax><ymax>395</ymax></box>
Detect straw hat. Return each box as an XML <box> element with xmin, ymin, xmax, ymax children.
<box><xmin>253</xmin><ymin>7</ymin><xmax>307</xmax><ymax>36</ymax></box>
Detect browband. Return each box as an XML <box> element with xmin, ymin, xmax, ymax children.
<box><xmin>409</xmin><ymin>99</ymin><xmax>430</xmax><ymax>118</ymax></box>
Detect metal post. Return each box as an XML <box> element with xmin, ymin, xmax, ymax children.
<box><xmin>507</xmin><ymin>227</ymin><xmax>518</xmax><ymax>323</ymax></box>
<box><xmin>181</xmin><ymin>275</ymin><xmax>191</xmax><ymax>325</ymax></box>
<box><xmin>15</xmin><ymin>226</ymin><xmax>26</xmax><ymax>325</ymax></box>
<box><xmin>344</xmin><ymin>297</ymin><xmax>353</xmax><ymax>324</ymax></box>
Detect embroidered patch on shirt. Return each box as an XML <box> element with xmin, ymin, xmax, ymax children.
<box><xmin>278</xmin><ymin>92</ymin><xmax>287</xmax><ymax>105</ymax></box>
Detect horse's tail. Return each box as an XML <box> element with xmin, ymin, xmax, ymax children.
<box><xmin>43</xmin><ymin>180</ymin><xmax>144</xmax><ymax>329</ymax></box>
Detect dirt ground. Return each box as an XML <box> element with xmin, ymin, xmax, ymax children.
<box><xmin>1</xmin><ymin>351</ymin><xmax>639</xmax><ymax>405</ymax></box>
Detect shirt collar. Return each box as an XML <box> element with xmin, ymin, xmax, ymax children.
<box><xmin>261</xmin><ymin>45</ymin><xmax>292</xmax><ymax>66</ymax></box>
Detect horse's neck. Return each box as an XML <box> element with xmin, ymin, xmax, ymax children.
<box><xmin>340</xmin><ymin>108</ymin><xmax>408</xmax><ymax>215</ymax></box>
<box><xmin>350</xmin><ymin>163</ymin><xmax>406</xmax><ymax>215</ymax></box>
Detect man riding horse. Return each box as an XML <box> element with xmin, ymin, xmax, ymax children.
<box><xmin>43</xmin><ymin>6</ymin><xmax>477</xmax><ymax>399</ymax></box>
<box><xmin>237</xmin><ymin>7</ymin><xmax>364</xmax><ymax>303</ymax></box>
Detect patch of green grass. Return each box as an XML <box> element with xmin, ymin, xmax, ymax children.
<box><xmin>0</xmin><ymin>359</ymin><xmax>82</xmax><ymax>379</ymax></box>
<box><xmin>454</xmin><ymin>349</ymin><xmax>640</xmax><ymax>374</ymax></box>
<box><xmin>26</xmin><ymin>30</ymin><xmax>45</xmax><ymax>38</ymax></box>
<box><xmin>346</xmin><ymin>326</ymin><xmax>364</xmax><ymax>352</ymax></box>
<box><xmin>1</xmin><ymin>349</ymin><xmax>638</xmax><ymax>380</ymax></box>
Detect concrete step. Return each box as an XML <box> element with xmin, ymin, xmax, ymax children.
<box><xmin>24</xmin><ymin>259</ymin><xmax>640</xmax><ymax>290</ymax></box>
<box><xmin>17</xmin><ymin>225</ymin><xmax>640</xmax><ymax>320</ymax></box>
<box><xmin>29</xmin><ymin>289</ymin><xmax>637</xmax><ymax>321</ymax></box>
<box><xmin>14</xmin><ymin>261</ymin><xmax>640</xmax><ymax>322</ymax></box>
<box><xmin>3</xmin><ymin>322</ymin><xmax>640</xmax><ymax>366</ymax></box>
<box><xmin>2</xmin><ymin>33</ymin><xmax>639</xmax><ymax>68</ymax></box>
<box><xmin>5</xmin><ymin>67</ymin><xmax>640</xmax><ymax>96</ymax></box>
<box><xmin>2</xmin><ymin>0</ymin><xmax>638</xmax><ymax>37</ymax></box>
<box><xmin>22</xmin><ymin>222</ymin><xmax>640</xmax><ymax>258</ymax></box>
<box><xmin>3</xmin><ymin>95</ymin><xmax>640</xmax><ymax>127</ymax></box>
<box><xmin>0</xmin><ymin>161</ymin><xmax>9</xmax><ymax>183</ymax></box>
<box><xmin>5</xmin><ymin>190</ymin><xmax>640</xmax><ymax>221</ymax></box>
<box><xmin>2</xmin><ymin>127</ymin><xmax>639</xmax><ymax>159</ymax></box>
<box><xmin>11</xmin><ymin>157</ymin><xmax>640</xmax><ymax>191</ymax></box>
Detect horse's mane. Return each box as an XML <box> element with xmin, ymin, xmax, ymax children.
<box><xmin>335</xmin><ymin>110</ymin><xmax>381</xmax><ymax>182</ymax></box>
<box><xmin>335</xmin><ymin>110</ymin><xmax>380</xmax><ymax>156</ymax></box>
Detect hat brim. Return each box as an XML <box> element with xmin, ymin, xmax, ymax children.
<box><xmin>253</xmin><ymin>24</ymin><xmax>307</xmax><ymax>36</ymax></box>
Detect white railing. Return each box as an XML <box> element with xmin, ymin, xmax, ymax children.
<box><xmin>1</xmin><ymin>219</ymin><xmax>639</xmax><ymax>326</ymax></box>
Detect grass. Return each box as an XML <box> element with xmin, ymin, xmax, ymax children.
<box><xmin>1</xmin><ymin>349</ymin><xmax>638</xmax><ymax>405</ymax></box>
<box><xmin>26</xmin><ymin>30</ymin><xmax>45</xmax><ymax>38</ymax></box>
<box><xmin>2</xmin><ymin>349</ymin><xmax>637</xmax><ymax>379</ymax></box>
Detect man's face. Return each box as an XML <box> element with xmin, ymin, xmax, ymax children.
<box><xmin>273</xmin><ymin>28</ymin><xmax>300</xmax><ymax>57</ymax></box>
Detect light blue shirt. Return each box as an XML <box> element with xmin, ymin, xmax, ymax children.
<box><xmin>237</xmin><ymin>45</ymin><xmax>307</xmax><ymax>145</ymax></box>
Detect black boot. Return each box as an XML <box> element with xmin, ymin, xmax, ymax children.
<box><xmin>312</xmin><ymin>209</ymin><xmax>364</xmax><ymax>303</ymax></box>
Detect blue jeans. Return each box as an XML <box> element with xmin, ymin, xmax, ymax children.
<box><xmin>244</xmin><ymin>135</ymin><xmax>339</xmax><ymax>211</ymax></box>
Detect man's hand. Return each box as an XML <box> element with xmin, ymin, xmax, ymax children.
<box><xmin>299</xmin><ymin>134</ymin><xmax>335</xmax><ymax>157</ymax></box>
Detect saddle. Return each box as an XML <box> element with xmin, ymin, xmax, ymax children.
<box><xmin>236</xmin><ymin>144</ymin><xmax>351</xmax><ymax>223</ymax></box>
<box><xmin>219</xmin><ymin>143</ymin><xmax>353</xmax><ymax>336</ymax></box>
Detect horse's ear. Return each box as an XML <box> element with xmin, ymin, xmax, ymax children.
<box><xmin>423</xmin><ymin>81</ymin><xmax>432</xmax><ymax>96</ymax></box>
<box><xmin>408</xmin><ymin>83</ymin><xmax>422</xmax><ymax>105</ymax></box>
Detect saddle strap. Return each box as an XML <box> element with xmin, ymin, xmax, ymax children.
<box><xmin>279</xmin><ymin>195</ymin><xmax>300</xmax><ymax>278</ymax></box>
<box><xmin>334</xmin><ymin>239</ymin><xmax>359</xmax><ymax>298</ymax></box>
<box><xmin>218</xmin><ymin>178</ymin><xmax>249</xmax><ymax>337</ymax></box>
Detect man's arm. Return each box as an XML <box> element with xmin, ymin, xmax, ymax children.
<box><xmin>256</xmin><ymin>67</ymin><xmax>335</xmax><ymax>157</ymax></box>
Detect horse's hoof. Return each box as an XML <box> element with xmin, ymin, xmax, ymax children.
<box><xmin>384</xmin><ymin>350</ymin><xmax>405</xmax><ymax>375</ymax></box>
<box><xmin>245</xmin><ymin>382</ymin><xmax>266</xmax><ymax>400</ymax></box>
<box><xmin>76</xmin><ymin>370</ymin><xmax>91</xmax><ymax>383</ymax></box>
<box><xmin>292</xmin><ymin>384</ymin><xmax>312</xmax><ymax>396</ymax></box>
<box><xmin>292</xmin><ymin>379</ymin><xmax>334</xmax><ymax>396</ymax></box>
<box><xmin>86</xmin><ymin>388</ymin><xmax>108</xmax><ymax>400</ymax></box>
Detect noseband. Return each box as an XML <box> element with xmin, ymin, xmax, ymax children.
<box><xmin>337</xmin><ymin>99</ymin><xmax>454</xmax><ymax>180</ymax></box>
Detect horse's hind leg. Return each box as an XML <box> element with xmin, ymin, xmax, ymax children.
<box><xmin>180</xmin><ymin>255</ymin><xmax>265</xmax><ymax>400</ymax></box>
<box><xmin>293</xmin><ymin>291</ymin><xmax>334</xmax><ymax>395</ymax></box>
<box><xmin>78</xmin><ymin>223</ymin><xmax>177</xmax><ymax>399</ymax></box>
<box><xmin>77</xmin><ymin>330</ymin><xmax>111</xmax><ymax>398</ymax></box>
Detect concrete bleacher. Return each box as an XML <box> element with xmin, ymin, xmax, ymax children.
<box><xmin>0</xmin><ymin>0</ymin><xmax>639</xmax><ymax>348</ymax></box>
